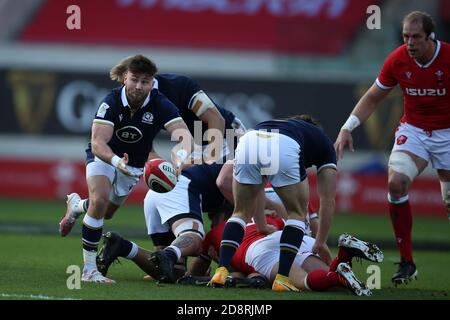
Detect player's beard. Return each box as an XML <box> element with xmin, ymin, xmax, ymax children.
<box><xmin>127</xmin><ymin>88</ymin><xmax>147</xmax><ymax>108</ymax></box>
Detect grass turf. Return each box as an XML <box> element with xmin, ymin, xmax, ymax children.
<box><xmin>1</xmin><ymin>197</ymin><xmax>449</xmax><ymax>243</ymax></box>
<box><xmin>0</xmin><ymin>233</ymin><xmax>449</xmax><ymax>300</ymax></box>
<box><xmin>0</xmin><ymin>197</ymin><xmax>449</xmax><ymax>300</ymax></box>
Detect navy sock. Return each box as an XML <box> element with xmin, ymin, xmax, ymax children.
<box><xmin>118</xmin><ymin>238</ymin><xmax>133</xmax><ymax>257</ymax></box>
<box><xmin>278</xmin><ymin>220</ymin><xmax>305</xmax><ymax>277</ymax></box>
<box><xmin>218</xmin><ymin>217</ymin><xmax>246</xmax><ymax>268</ymax></box>
<box><xmin>82</xmin><ymin>222</ymin><xmax>102</xmax><ymax>252</ymax></box>
<box><xmin>83</xmin><ymin>199</ymin><xmax>90</xmax><ymax>212</ymax></box>
<box><xmin>164</xmin><ymin>247</ymin><xmax>179</xmax><ymax>265</ymax></box>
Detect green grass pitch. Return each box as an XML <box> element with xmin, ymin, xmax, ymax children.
<box><xmin>0</xmin><ymin>197</ymin><xmax>449</xmax><ymax>300</ymax></box>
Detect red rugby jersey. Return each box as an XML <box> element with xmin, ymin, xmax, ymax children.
<box><xmin>376</xmin><ymin>41</ymin><xmax>450</xmax><ymax>130</ymax></box>
<box><xmin>202</xmin><ymin>216</ymin><xmax>284</xmax><ymax>275</ymax></box>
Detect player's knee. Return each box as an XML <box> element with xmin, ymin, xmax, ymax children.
<box><xmin>388</xmin><ymin>176</ymin><xmax>409</xmax><ymax>197</ymax></box>
<box><xmin>172</xmin><ymin>219</ymin><xmax>205</xmax><ymax>256</ymax></box>
<box><xmin>89</xmin><ymin>196</ymin><xmax>109</xmax><ymax>216</ymax></box>
<box><xmin>388</xmin><ymin>152</ymin><xmax>418</xmax><ymax>183</ymax></box>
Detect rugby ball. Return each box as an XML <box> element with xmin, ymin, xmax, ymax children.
<box><xmin>144</xmin><ymin>159</ymin><xmax>178</xmax><ymax>193</ymax></box>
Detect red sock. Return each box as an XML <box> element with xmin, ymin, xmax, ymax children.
<box><xmin>305</xmin><ymin>270</ymin><xmax>341</xmax><ymax>291</ymax></box>
<box><xmin>389</xmin><ymin>200</ymin><xmax>413</xmax><ymax>262</ymax></box>
<box><xmin>329</xmin><ymin>248</ymin><xmax>353</xmax><ymax>272</ymax></box>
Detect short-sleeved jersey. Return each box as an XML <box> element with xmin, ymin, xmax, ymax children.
<box><xmin>181</xmin><ymin>163</ymin><xmax>225</xmax><ymax>213</ymax></box>
<box><xmin>255</xmin><ymin>119</ymin><xmax>337</xmax><ymax>179</ymax></box>
<box><xmin>92</xmin><ymin>86</ymin><xmax>181</xmax><ymax>168</ymax></box>
<box><xmin>376</xmin><ymin>40</ymin><xmax>450</xmax><ymax>130</ymax></box>
<box><xmin>155</xmin><ymin>74</ymin><xmax>236</xmax><ymax>146</ymax></box>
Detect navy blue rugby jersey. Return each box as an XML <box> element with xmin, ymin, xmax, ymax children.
<box><xmin>181</xmin><ymin>163</ymin><xmax>225</xmax><ymax>212</ymax></box>
<box><xmin>155</xmin><ymin>74</ymin><xmax>236</xmax><ymax>146</ymax></box>
<box><xmin>90</xmin><ymin>86</ymin><xmax>182</xmax><ymax>168</ymax></box>
<box><xmin>255</xmin><ymin>119</ymin><xmax>337</xmax><ymax>179</ymax></box>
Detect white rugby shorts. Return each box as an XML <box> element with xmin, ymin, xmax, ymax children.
<box><xmin>392</xmin><ymin>123</ymin><xmax>450</xmax><ymax>170</ymax></box>
<box><xmin>86</xmin><ymin>156</ymin><xmax>143</xmax><ymax>205</ymax></box>
<box><xmin>233</xmin><ymin>130</ymin><xmax>301</xmax><ymax>187</ymax></box>
<box><xmin>245</xmin><ymin>231</ymin><xmax>318</xmax><ymax>279</ymax></box>
<box><xmin>144</xmin><ymin>175</ymin><xmax>203</xmax><ymax>235</ymax></box>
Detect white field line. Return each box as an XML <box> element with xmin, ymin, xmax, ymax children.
<box><xmin>0</xmin><ymin>293</ymin><xmax>81</xmax><ymax>300</ymax></box>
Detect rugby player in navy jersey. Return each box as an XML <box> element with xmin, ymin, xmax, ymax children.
<box><xmin>210</xmin><ymin>115</ymin><xmax>338</xmax><ymax>291</ymax></box>
<box><xmin>109</xmin><ymin>56</ymin><xmax>246</xmax><ymax>163</ymax></box>
<box><xmin>95</xmin><ymin>162</ymin><xmax>228</xmax><ymax>283</ymax></box>
<box><xmin>59</xmin><ymin>55</ymin><xmax>194</xmax><ymax>283</ymax></box>
<box><xmin>108</xmin><ymin>58</ymin><xmax>297</xmax><ymax>220</ymax></box>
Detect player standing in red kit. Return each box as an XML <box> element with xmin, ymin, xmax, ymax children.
<box><xmin>334</xmin><ymin>11</ymin><xmax>450</xmax><ymax>285</ymax></box>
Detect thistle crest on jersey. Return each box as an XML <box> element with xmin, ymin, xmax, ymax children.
<box><xmin>144</xmin><ymin>159</ymin><xmax>177</xmax><ymax>193</ymax></box>
<box><xmin>142</xmin><ymin>112</ymin><xmax>154</xmax><ymax>124</ymax></box>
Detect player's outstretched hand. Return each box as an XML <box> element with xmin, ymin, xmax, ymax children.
<box><xmin>334</xmin><ymin>129</ymin><xmax>354</xmax><ymax>160</ymax></box>
<box><xmin>117</xmin><ymin>153</ymin><xmax>133</xmax><ymax>176</ymax></box>
<box><xmin>257</xmin><ymin>224</ymin><xmax>277</xmax><ymax>235</ymax></box>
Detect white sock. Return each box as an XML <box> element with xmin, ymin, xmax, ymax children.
<box><xmin>83</xmin><ymin>249</ymin><xmax>98</xmax><ymax>272</ymax></box>
<box><xmin>73</xmin><ymin>199</ymin><xmax>88</xmax><ymax>215</ymax></box>
<box><xmin>166</xmin><ymin>245</ymin><xmax>182</xmax><ymax>261</ymax></box>
<box><xmin>126</xmin><ymin>242</ymin><xmax>139</xmax><ymax>259</ymax></box>
<box><xmin>82</xmin><ymin>215</ymin><xmax>103</xmax><ymax>272</ymax></box>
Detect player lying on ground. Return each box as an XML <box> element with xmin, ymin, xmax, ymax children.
<box><xmin>190</xmin><ymin>212</ymin><xmax>383</xmax><ymax>296</ymax></box>
<box><xmin>179</xmin><ymin>197</ymin><xmax>318</xmax><ymax>289</ymax></box>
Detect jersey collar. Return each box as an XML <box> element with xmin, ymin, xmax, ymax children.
<box><xmin>414</xmin><ymin>40</ymin><xmax>440</xmax><ymax>68</ymax></box>
<box><xmin>121</xmin><ymin>86</ymin><xmax>151</xmax><ymax>109</ymax></box>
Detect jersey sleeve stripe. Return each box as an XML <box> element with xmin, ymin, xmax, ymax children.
<box><xmin>164</xmin><ymin>117</ymin><xmax>184</xmax><ymax>128</ymax></box>
<box><xmin>93</xmin><ymin>119</ymin><xmax>115</xmax><ymax>127</ymax></box>
<box><xmin>308</xmin><ymin>213</ymin><xmax>319</xmax><ymax>219</ymax></box>
<box><xmin>375</xmin><ymin>78</ymin><xmax>394</xmax><ymax>90</ymax></box>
